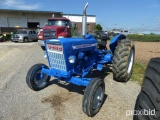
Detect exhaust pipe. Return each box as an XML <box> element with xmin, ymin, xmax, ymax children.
<box><xmin>82</xmin><ymin>2</ymin><xmax>88</xmax><ymax>38</ymax></box>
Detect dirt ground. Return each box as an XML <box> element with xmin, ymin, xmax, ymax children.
<box><xmin>134</xmin><ymin>42</ymin><xmax>160</xmax><ymax>63</ymax></box>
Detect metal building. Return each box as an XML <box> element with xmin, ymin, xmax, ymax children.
<box><xmin>0</xmin><ymin>9</ymin><xmax>62</xmax><ymax>28</ymax></box>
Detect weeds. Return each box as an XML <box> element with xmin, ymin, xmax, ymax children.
<box><xmin>131</xmin><ymin>62</ymin><xmax>147</xmax><ymax>85</ymax></box>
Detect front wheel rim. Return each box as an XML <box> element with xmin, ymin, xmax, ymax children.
<box><xmin>92</xmin><ymin>86</ymin><xmax>103</xmax><ymax>110</ymax></box>
<box><xmin>34</xmin><ymin>70</ymin><xmax>46</xmax><ymax>86</ymax></box>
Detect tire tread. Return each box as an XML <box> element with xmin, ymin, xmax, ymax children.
<box><xmin>82</xmin><ymin>78</ymin><xmax>105</xmax><ymax>117</ymax></box>
<box><xmin>112</xmin><ymin>39</ymin><xmax>135</xmax><ymax>82</ymax></box>
<box><xmin>26</xmin><ymin>63</ymin><xmax>50</xmax><ymax>91</ymax></box>
<box><xmin>134</xmin><ymin>58</ymin><xmax>160</xmax><ymax>120</ymax></box>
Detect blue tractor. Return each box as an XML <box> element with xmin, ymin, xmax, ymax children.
<box><xmin>26</xmin><ymin>3</ymin><xmax>135</xmax><ymax>117</ymax></box>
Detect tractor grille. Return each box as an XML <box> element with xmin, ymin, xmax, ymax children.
<box><xmin>43</xmin><ymin>29</ymin><xmax>56</xmax><ymax>39</ymax></box>
<box><xmin>47</xmin><ymin>44</ymin><xmax>66</xmax><ymax>71</ymax></box>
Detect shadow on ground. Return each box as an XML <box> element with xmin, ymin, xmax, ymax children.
<box><xmin>48</xmin><ymin>64</ymin><xmax>112</xmax><ymax>95</ymax></box>
<box><xmin>42</xmin><ymin>65</ymin><xmax>112</xmax><ymax>119</ymax></box>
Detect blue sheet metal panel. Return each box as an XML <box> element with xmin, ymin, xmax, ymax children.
<box><xmin>69</xmin><ymin>77</ymin><xmax>91</xmax><ymax>86</ymax></box>
<box><xmin>104</xmin><ymin>54</ymin><xmax>113</xmax><ymax>63</ymax></box>
<box><xmin>42</xmin><ymin>67</ymin><xmax>91</xmax><ymax>87</ymax></box>
<box><xmin>109</xmin><ymin>34</ymin><xmax>126</xmax><ymax>53</ymax></box>
<box><xmin>42</xmin><ymin>67</ymin><xmax>71</xmax><ymax>78</ymax></box>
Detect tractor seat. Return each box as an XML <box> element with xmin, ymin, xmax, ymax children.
<box><xmin>98</xmin><ymin>41</ymin><xmax>107</xmax><ymax>47</ymax></box>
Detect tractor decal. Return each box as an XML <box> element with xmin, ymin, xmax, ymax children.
<box><xmin>72</xmin><ymin>43</ymin><xmax>97</xmax><ymax>49</ymax></box>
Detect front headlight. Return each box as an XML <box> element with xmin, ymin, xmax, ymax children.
<box><xmin>38</xmin><ymin>36</ymin><xmax>43</xmax><ymax>39</ymax></box>
<box><xmin>19</xmin><ymin>36</ymin><xmax>23</xmax><ymax>39</ymax></box>
<box><xmin>69</xmin><ymin>56</ymin><xmax>76</xmax><ymax>63</ymax></box>
<box><xmin>58</xmin><ymin>36</ymin><xmax>64</xmax><ymax>38</ymax></box>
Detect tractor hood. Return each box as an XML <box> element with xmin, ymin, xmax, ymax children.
<box><xmin>45</xmin><ymin>34</ymin><xmax>97</xmax><ymax>74</ymax></box>
<box><xmin>45</xmin><ymin>34</ymin><xmax>97</xmax><ymax>53</ymax></box>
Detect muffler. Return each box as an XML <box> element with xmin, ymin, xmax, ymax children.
<box><xmin>82</xmin><ymin>2</ymin><xmax>88</xmax><ymax>38</ymax></box>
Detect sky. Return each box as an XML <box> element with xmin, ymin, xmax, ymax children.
<box><xmin>0</xmin><ymin>0</ymin><xmax>160</xmax><ymax>32</ymax></box>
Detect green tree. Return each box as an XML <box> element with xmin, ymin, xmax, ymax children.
<box><xmin>71</xmin><ymin>25</ymin><xmax>79</xmax><ymax>36</ymax></box>
<box><xmin>150</xmin><ymin>33</ymin><xmax>155</xmax><ymax>35</ymax></box>
<box><xmin>95</xmin><ymin>24</ymin><xmax>102</xmax><ymax>31</ymax></box>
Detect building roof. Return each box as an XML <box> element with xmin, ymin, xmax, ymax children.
<box><xmin>48</xmin><ymin>17</ymin><xmax>70</xmax><ymax>20</ymax></box>
<box><xmin>0</xmin><ymin>9</ymin><xmax>62</xmax><ymax>14</ymax></box>
<box><xmin>0</xmin><ymin>9</ymin><xmax>96</xmax><ymax>17</ymax></box>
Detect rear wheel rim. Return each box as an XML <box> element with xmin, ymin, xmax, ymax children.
<box><xmin>92</xmin><ymin>86</ymin><xmax>103</xmax><ymax>110</ymax></box>
<box><xmin>127</xmin><ymin>49</ymin><xmax>134</xmax><ymax>74</ymax></box>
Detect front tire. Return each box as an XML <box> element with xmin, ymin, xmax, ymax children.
<box><xmin>112</xmin><ymin>39</ymin><xmax>135</xmax><ymax>82</ymax></box>
<box><xmin>26</xmin><ymin>64</ymin><xmax>50</xmax><ymax>91</ymax></box>
<box><xmin>41</xmin><ymin>46</ymin><xmax>46</xmax><ymax>51</ymax></box>
<box><xmin>134</xmin><ymin>58</ymin><xmax>160</xmax><ymax>120</ymax></box>
<box><xmin>23</xmin><ymin>37</ymin><xmax>28</xmax><ymax>42</ymax></box>
<box><xmin>82</xmin><ymin>78</ymin><xmax>105</xmax><ymax>117</ymax></box>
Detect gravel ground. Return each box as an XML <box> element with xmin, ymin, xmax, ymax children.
<box><xmin>0</xmin><ymin>42</ymin><xmax>141</xmax><ymax>120</ymax></box>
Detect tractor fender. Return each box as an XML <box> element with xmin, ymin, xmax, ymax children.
<box><xmin>109</xmin><ymin>34</ymin><xmax>126</xmax><ymax>53</ymax></box>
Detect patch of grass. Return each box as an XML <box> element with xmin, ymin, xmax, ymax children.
<box><xmin>127</xmin><ymin>34</ymin><xmax>160</xmax><ymax>42</ymax></box>
<box><xmin>130</xmin><ymin>62</ymin><xmax>147</xmax><ymax>85</ymax></box>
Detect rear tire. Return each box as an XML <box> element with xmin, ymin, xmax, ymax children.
<box><xmin>26</xmin><ymin>64</ymin><xmax>50</xmax><ymax>91</ymax></box>
<box><xmin>134</xmin><ymin>58</ymin><xmax>160</xmax><ymax>120</ymax></box>
<box><xmin>112</xmin><ymin>39</ymin><xmax>135</xmax><ymax>82</ymax></box>
<box><xmin>82</xmin><ymin>78</ymin><xmax>105</xmax><ymax>117</ymax></box>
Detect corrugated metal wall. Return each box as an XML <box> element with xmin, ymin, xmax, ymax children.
<box><xmin>0</xmin><ymin>11</ymin><xmax>56</xmax><ymax>28</ymax></box>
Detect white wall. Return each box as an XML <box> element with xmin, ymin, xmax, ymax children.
<box><xmin>63</xmin><ymin>15</ymin><xmax>96</xmax><ymax>23</ymax></box>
